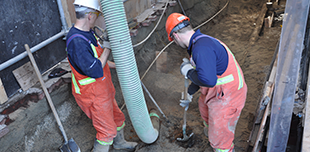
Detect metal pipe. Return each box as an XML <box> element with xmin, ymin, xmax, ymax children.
<box><xmin>141</xmin><ymin>81</ymin><xmax>168</xmax><ymax>122</ymax></box>
<box><xmin>0</xmin><ymin>30</ymin><xmax>66</xmax><ymax>71</ymax></box>
<box><xmin>177</xmin><ymin>0</ymin><xmax>186</xmax><ymax>16</ymax></box>
<box><xmin>0</xmin><ymin>0</ymin><xmax>68</xmax><ymax>72</ymax></box>
<box><xmin>56</xmin><ymin>0</ymin><xmax>68</xmax><ymax>31</ymax></box>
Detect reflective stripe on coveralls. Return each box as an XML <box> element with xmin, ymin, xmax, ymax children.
<box><xmin>214</xmin><ymin>144</ymin><xmax>234</xmax><ymax>152</ymax></box>
<box><xmin>217</xmin><ymin>40</ymin><xmax>243</xmax><ymax>90</ymax></box>
<box><xmin>66</xmin><ymin>34</ymin><xmax>126</xmax><ymax>144</ymax></box>
<box><xmin>96</xmin><ymin>122</ymin><xmax>126</xmax><ymax>146</ymax></box>
<box><xmin>192</xmin><ymin>35</ymin><xmax>247</xmax><ymax>152</ymax></box>
<box><xmin>192</xmin><ymin>35</ymin><xmax>244</xmax><ymax>89</ymax></box>
<box><xmin>66</xmin><ymin>34</ymin><xmax>98</xmax><ymax>94</ymax></box>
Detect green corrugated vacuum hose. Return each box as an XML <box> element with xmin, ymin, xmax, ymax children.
<box><xmin>99</xmin><ymin>0</ymin><xmax>159</xmax><ymax>144</ymax></box>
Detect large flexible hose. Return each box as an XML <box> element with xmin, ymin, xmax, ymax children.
<box><xmin>99</xmin><ymin>0</ymin><xmax>158</xmax><ymax>144</ymax></box>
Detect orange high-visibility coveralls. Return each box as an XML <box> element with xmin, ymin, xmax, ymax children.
<box><xmin>69</xmin><ymin>39</ymin><xmax>125</xmax><ymax>144</ymax></box>
<box><xmin>198</xmin><ymin>42</ymin><xmax>247</xmax><ymax>151</ymax></box>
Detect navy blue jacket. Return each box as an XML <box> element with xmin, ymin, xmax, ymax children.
<box><xmin>187</xmin><ymin>30</ymin><xmax>228</xmax><ymax>94</ymax></box>
<box><xmin>66</xmin><ymin>27</ymin><xmax>103</xmax><ymax>78</ymax></box>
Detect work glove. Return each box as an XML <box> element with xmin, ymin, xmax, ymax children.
<box><xmin>180</xmin><ymin>58</ymin><xmax>194</xmax><ymax>78</ymax></box>
<box><xmin>180</xmin><ymin>99</ymin><xmax>191</xmax><ymax>111</ymax></box>
<box><xmin>180</xmin><ymin>92</ymin><xmax>193</xmax><ymax>111</ymax></box>
<box><xmin>103</xmin><ymin>41</ymin><xmax>111</xmax><ymax>49</ymax></box>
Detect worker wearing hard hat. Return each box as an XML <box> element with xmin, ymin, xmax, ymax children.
<box><xmin>166</xmin><ymin>13</ymin><xmax>247</xmax><ymax>152</ymax></box>
<box><xmin>66</xmin><ymin>0</ymin><xmax>137</xmax><ymax>151</ymax></box>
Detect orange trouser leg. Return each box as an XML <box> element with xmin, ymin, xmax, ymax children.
<box><xmin>199</xmin><ymin>84</ymin><xmax>247</xmax><ymax>151</ymax></box>
<box><xmin>75</xmin><ymin>96</ymin><xmax>125</xmax><ymax>143</ymax></box>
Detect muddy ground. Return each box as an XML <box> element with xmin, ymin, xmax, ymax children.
<box><xmin>0</xmin><ymin>0</ymin><xmax>284</xmax><ymax>151</ymax></box>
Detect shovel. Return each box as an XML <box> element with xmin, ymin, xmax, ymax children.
<box><xmin>177</xmin><ymin>78</ymin><xmax>194</xmax><ymax>142</ymax></box>
<box><xmin>25</xmin><ymin>44</ymin><xmax>80</xmax><ymax>152</ymax></box>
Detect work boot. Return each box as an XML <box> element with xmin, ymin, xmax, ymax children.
<box><xmin>204</xmin><ymin>127</ymin><xmax>208</xmax><ymax>138</ymax></box>
<box><xmin>92</xmin><ymin>139</ymin><xmax>110</xmax><ymax>152</ymax></box>
<box><xmin>113</xmin><ymin>128</ymin><xmax>138</xmax><ymax>151</ymax></box>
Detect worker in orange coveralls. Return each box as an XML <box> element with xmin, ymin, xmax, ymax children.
<box><xmin>166</xmin><ymin>13</ymin><xmax>247</xmax><ymax>152</ymax></box>
<box><xmin>66</xmin><ymin>0</ymin><xmax>137</xmax><ymax>151</ymax></box>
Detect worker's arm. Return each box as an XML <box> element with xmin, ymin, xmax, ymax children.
<box><xmin>107</xmin><ymin>60</ymin><xmax>116</xmax><ymax>68</ymax></box>
<box><xmin>98</xmin><ymin>47</ymin><xmax>111</xmax><ymax>68</ymax></box>
<box><xmin>190</xmin><ymin>39</ymin><xmax>218</xmax><ymax>87</ymax></box>
<box><xmin>187</xmin><ymin>69</ymin><xmax>213</xmax><ymax>86</ymax></box>
<box><xmin>180</xmin><ymin>58</ymin><xmax>211</xmax><ymax>95</ymax></box>
<box><xmin>188</xmin><ymin>81</ymin><xmax>200</xmax><ymax>95</ymax></box>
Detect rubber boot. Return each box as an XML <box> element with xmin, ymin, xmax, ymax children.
<box><xmin>204</xmin><ymin>127</ymin><xmax>208</xmax><ymax>138</ymax></box>
<box><xmin>113</xmin><ymin>128</ymin><xmax>138</xmax><ymax>151</ymax></box>
<box><xmin>92</xmin><ymin>139</ymin><xmax>110</xmax><ymax>152</ymax></box>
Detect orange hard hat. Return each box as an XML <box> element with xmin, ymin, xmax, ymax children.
<box><xmin>165</xmin><ymin>13</ymin><xmax>190</xmax><ymax>41</ymax></box>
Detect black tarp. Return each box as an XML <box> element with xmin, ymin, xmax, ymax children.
<box><xmin>0</xmin><ymin>0</ymin><xmax>67</xmax><ymax>97</ymax></box>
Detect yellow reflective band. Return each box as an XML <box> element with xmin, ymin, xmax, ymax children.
<box><xmin>214</xmin><ymin>148</ymin><xmax>230</xmax><ymax>152</ymax></box>
<box><xmin>203</xmin><ymin>121</ymin><xmax>208</xmax><ymax>128</ymax></box>
<box><xmin>214</xmin><ymin>143</ymin><xmax>234</xmax><ymax>152</ymax></box>
<box><xmin>219</xmin><ymin>41</ymin><xmax>243</xmax><ymax>90</ymax></box>
<box><xmin>71</xmin><ymin>73</ymin><xmax>81</xmax><ymax>94</ymax></box>
<box><xmin>78</xmin><ymin>77</ymin><xmax>96</xmax><ymax>85</ymax></box>
<box><xmin>216</xmin><ymin>74</ymin><xmax>234</xmax><ymax>85</ymax></box>
<box><xmin>235</xmin><ymin>61</ymin><xmax>243</xmax><ymax>90</ymax></box>
<box><xmin>90</xmin><ymin>43</ymin><xmax>98</xmax><ymax>58</ymax></box>
<box><xmin>93</xmin><ymin>33</ymin><xmax>99</xmax><ymax>41</ymax></box>
<box><xmin>117</xmin><ymin>122</ymin><xmax>125</xmax><ymax>131</ymax></box>
<box><xmin>150</xmin><ymin>112</ymin><xmax>160</xmax><ymax>119</ymax></box>
<box><xmin>97</xmin><ymin>139</ymin><xmax>113</xmax><ymax>146</ymax></box>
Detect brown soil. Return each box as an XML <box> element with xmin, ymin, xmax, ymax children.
<box><xmin>0</xmin><ymin>0</ymin><xmax>284</xmax><ymax>152</ymax></box>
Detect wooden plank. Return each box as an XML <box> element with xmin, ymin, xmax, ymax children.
<box><xmin>0</xmin><ymin>78</ymin><xmax>8</xmax><ymax>104</ymax></box>
<box><xmin>264</xmin><ymin>13</ymin><xmax>274</xmax><ymax>28</ymax></box>
<box><xmin>12</xmin><ymin>62</ymin><xmax>39</xmax><ymax>91</ymax></box>
<box><xmin>135</xmin><ymin>8</ymin><xmax>155</xmax><ymax>23</ymax></box>
<box><xmin>248</xmin><ymin>51</ymin><xmax>278</xmax><ymax>149</ymax></box>
<box><xmin>249</xmin><ymin>53</ymin><xmax>278</xmax><ymax>145</ymax></box>
<box><xmin>61</xmin><ymin>0</ymin><xmax>75</xmax><ymax>27</ymax></box>
<box><xmin>252</xmin><ymin>82</ymin><xmax>274</xmax><ymax>152</ymax></box>
<box><xmin>250</xmin><ymin>3</ymin><xmax>267</xmax><ymax>44</ymax></box>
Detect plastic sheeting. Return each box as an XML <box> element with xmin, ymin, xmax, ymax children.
<box><xmin>267</xmin><ymin>0</ymin><xmax>310</xmax><ymax>151</ymax></box>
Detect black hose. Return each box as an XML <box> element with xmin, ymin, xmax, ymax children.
<box><xmin>295</xmin><ymin>119</ymin><xmax>303</xmax><ymax>152</ymax></box>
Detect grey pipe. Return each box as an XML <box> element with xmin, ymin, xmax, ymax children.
<box><xmin>0</xmin><ymin>1</ymin><xmax>68</xmax><ymax>72</ymax></box>
<box><xmin>0</xmin><ymin>30</ymin><xmax>66</xmax><ymax>71</ymax></box>
<box><xmin>177</xmin><ymin>0</ymin><xmax>187</xmax><ymax>16</ymax></box>
<box><xmin>100</xmin><ymin>0</ymin><xmax>158</xmax><ymax>144</ymax></box>
<box><xmin>56</xmin><ymin>0</ymin><xmax>68</xmax><ymax>31</ymax></box>
<box><xmin>141</xmin><ymin>81</ymin><xmax>168</xmax><ymax>122</ymax></box>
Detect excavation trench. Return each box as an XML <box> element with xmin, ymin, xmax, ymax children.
<box><xmin>0</xmin><ymin>0</ymin><xmax>284</xmax><ymax>151</ymax></box>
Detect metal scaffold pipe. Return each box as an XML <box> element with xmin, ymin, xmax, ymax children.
<box><xmin>0</xmin><ymin>30</ymin><xmax>66</xmax><ymax>71</ymax></box>
<box><xmin>0</xmin><ymin>0</ymin><xmax>68</xmax><ymax>72</ymax></box>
